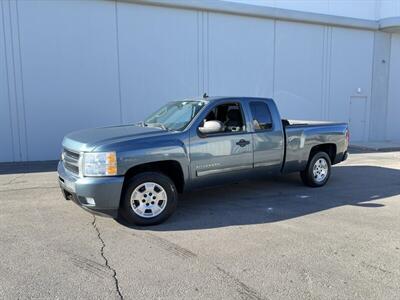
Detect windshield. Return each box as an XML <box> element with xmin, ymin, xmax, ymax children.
<box><xmin>143</xmin><ymin>100</ymin><xmax>206</xmax><ymax>131</ymax></box>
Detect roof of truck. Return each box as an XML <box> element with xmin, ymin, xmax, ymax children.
<box><xmin>178</xmin><ymin>96</ymin><xmax>273</xmax><ymax>102</ymax></box>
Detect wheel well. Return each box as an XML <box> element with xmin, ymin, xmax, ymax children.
<box><xmin>308</xmin><ymin>143</ymin><xmax>337</xmax><ymax>164</ymax></box>
<box><xmin>123</xmin><ymin>160</ymin><xmax>185</xmax><ymax>193</ymax></box>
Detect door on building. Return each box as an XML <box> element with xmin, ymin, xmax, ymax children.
<box><xmin>349</xmin><ymin>96</ymin><xmax>367</xmax><ymax>142</ymax></box>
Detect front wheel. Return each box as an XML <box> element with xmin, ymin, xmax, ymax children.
<box><xmin>120</xmin><ymin>172</ymin><xmax>178</xmax><ymax>226</ymax></box>
<box><xmin>300</xmin><ymin>152</ymin><xmax>331</xmax><ymax>187</ymax></box>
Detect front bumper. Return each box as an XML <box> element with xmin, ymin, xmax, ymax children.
<box><xmin>57</xmin><ymin>161</ymin><xmax>124</xmax><ymax>218</ymax></box>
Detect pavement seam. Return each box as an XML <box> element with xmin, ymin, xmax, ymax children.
<box><xmin>92</xmin><ymin>215</ymin><xmax>124</xmax><ymax>300</ymax></box>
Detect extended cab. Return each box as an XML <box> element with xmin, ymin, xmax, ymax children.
<box><xmin>58</xmin><ymin>97</ymin><xmax>349</xmax><ymax>225</ymax></box>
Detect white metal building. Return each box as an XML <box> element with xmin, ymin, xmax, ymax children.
<box><xmin>1</xmin><ymin>0</ymin><xmax>399</xmax><ymax>162</ymax></box>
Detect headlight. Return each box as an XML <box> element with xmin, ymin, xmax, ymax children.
<box><xmin>83</xmin><ymin>152</ymin><xmax>117</xmax><ymax>176</ymax></box>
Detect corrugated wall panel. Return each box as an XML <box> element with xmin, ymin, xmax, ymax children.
<box><xmin>274</xmin><ymin>20</ymin><xmax>325</xmax><ymax>120</ymax></box>
<box><xmin>0</xmin><ymin>1</ymin><xmax>15</xmax><ymax>162</ymax></box>
<box><xmin>386</xmin><ymin>33</ymin><xmax>400</xmax><ymax>141</ymax></box>
<box><xmin>207</xmin><ymin>12</ymin><xmax>274</xmax><ymax>97</ymax></box>
<box><xmin>117</xmin><ymin>3</ymin><xmax>199</xmax><ymax>123</ymax></box>
<box><xmin>17</xmin><ymin>0</ymin><xmax>121</xmax><ymax>160</ymax></box>
<box><xmin>328</xmin><ymin>27</ymin><xmax>374</xmax><ymax>141</ymax></box>
<box><xmin>369</xmin><ymin>31</ymin><xmax>391</xmax><ymax>141</ymax></box>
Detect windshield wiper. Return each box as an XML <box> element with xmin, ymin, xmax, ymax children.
<box><xmin>146</xmin><ymin>123</ymin><xmax>168</xmax><ymax>131</ymax></box>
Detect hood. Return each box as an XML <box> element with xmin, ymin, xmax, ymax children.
<box><xmin>62</xmin><ymin>124</ymin><xmax>167</xmax><ymax>152</ymax></box>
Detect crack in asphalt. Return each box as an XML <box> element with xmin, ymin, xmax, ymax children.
<box><xmin>92</xmin><ymin>215</ymin><xmax>123</xmax><ymax>300</ymax></box>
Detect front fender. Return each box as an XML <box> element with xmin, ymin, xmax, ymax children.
<box><xmin>117</xmin><ymin>139</ymin><xmax>190</xmax><ymax>183</ymax></box>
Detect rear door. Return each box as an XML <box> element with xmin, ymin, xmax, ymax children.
<box><xmin>188</xmin><ymin>100</ymin><xmax>253</xmax><ymax>186</ymax></box>
<box><xmin>247</xmin><ymin>100</ymin><xmax>284</xmax><ymax>174</ymax></box>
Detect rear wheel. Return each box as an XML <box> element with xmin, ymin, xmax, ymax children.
<box><xmin>300</xmin><ymin>152</ymin><xmax>331</xmax><ymax>187</ymax></box>
<box><xmin>120</xmin><ymin>172</ymin><xmax>178</xmax><ymax>226</ymax></box>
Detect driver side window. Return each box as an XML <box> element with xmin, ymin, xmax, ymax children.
<box><xmin>199</xmin><ymin>102</ymin><xmax>246</xmax><ymax>135</ymax></box>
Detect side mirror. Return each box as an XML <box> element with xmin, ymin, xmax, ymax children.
<box><xmin>198</xmin><ymin>120</ymin><xmax>224</xmax><ymax>134</ymax></box>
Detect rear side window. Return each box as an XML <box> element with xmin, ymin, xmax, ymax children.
<box><xmin>249</xmin><ymin>101</ymin><xmax>273</xmax><ymax>131</ymax></box>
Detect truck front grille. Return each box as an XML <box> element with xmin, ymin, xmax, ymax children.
<box><xmin>63</xmin><ymin>148</ymin><xmax>80</xmax><ymax>175</ymax></box>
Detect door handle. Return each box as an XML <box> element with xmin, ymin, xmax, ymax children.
<box><xmin>236</xmin><ymin>139</ymin><xmax>250</xmax><ymax>147</ymax></box>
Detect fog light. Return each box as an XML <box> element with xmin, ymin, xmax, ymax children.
<box><xmin>85</xmin><ymin>197</ymin><xmax>95</xmax><ymax>206</ymax></box>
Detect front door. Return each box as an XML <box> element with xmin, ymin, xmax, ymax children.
<box><xmin>189</xmin><ymin>101</ymin><xmax>253</xmax><ymax>186</ymax></box>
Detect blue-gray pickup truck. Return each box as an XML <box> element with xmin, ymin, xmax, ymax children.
<box><xmin>58</xmin><ymin>96</ymin><xmax>349</xmax><ymax>225</ymax></box>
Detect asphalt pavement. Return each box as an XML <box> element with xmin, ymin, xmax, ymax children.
<box><xmin>0</xmin><ymin>151</ymin><xmax>399</xmax><ymax>299</ymax></box>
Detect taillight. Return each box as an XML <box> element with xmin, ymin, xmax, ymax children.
<box><xmin>345</xmin><ymin>128</ymin><xmax>350</xmax><ymax>145</ymax></box>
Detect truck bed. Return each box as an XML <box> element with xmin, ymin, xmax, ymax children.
<box><xmin>282</xmin><ymin>119</ymin><xmax>347</xmax><ymax>127</ymax></box>
<box><xmin>281</xmin><ymin>119</ymin><xmax>348</xmax><ymax>173</ymax></box>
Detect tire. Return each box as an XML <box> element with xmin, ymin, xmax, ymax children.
<box><xmin>300</xmin><ymin>152</ymin><xmax>331</xmax><ymax>187</ymax></box>
<box><xmin>119</xmin><ymin>172</ymin><xmax>178</xmax><ymax>226</ymax></box>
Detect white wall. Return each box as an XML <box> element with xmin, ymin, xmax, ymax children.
<box><xmin>328</xmin><ymin>27</ymin><xmax>374</xmax><ymax>122</ymax></box>
<box><xmin>207</xmin><ymin>13</ymin><xmax>274</xmax><ymax>97</ymax></box>
<box><xmin>0</xmin><ymin>0</ymin><xmax>398</xmax><ymax>162</ymax></box>
<box><xmin>17</xmin><ymin>0</ymin><xmax>121</xmax><ymax>161</ymax></box>
<box><xmin>0</xmin><ymin>1</ymin><xmax>15</xmax><ymax>162</ymax></box>
<box><xmin>117</xmin><ymin>3</ymin><xmax>199</xmax><ymax>123</ymax></box>
<box><xmin>386</xmin><ymin>33</ymin><xmax>400</xmax><ymax>141</ymax></box>
<box><xmin>369</xmin><ymin>31</ymin><xmax>391</xmax><ymax>141</ymax></box>
<box><xmin>274</xmin><ymin>21</ymin><xmax>325</xmax><ymax>120</ymax></box>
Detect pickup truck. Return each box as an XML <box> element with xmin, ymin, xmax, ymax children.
<box><xmin>58</xmin><ymin>97</ymin><xmax>349</xmax><ymax>225</ymax></box>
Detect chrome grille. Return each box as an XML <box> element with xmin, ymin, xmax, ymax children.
<box><xmin>63</xmin><ymin>148</ymin><xmax>80</xmax><ymax>175</ymax></box>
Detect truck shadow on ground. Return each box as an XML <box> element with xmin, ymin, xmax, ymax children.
<box><xmin>118</xmin><ymin>165</ymin><xmax>400</xmax><ymax>231</ymax></box>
